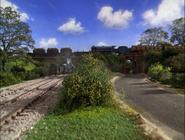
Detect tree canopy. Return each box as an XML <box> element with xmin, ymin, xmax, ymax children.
<box><xmin>169</xmin><ymin>17</ymin><xmax>185</xmax><ymax>46</ymax></box>
<box><xmin>138</xmin><ymin>27</ymin><xmax>169</xmax><ymax>46</ymax></box>
<box><xmin>0</xmin><ymin>6</ymin><xmax>35</xmax><ymax>72</ymax></box>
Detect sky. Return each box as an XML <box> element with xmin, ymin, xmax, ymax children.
<box><xmin>1</xmin><ymin>0</ymin><xmax>184</xmax><ymax>52</ymax></box>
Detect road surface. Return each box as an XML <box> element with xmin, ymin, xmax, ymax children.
<box><xmin>114</xmin><ymin>74</ymin><xmax>184</xmax><ymax>140</ymax></box>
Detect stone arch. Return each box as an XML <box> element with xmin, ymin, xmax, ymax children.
<box><xmin>121</xmin><ymin>57</ymin><xmax>138</xmax><ymax>74</ymax></box>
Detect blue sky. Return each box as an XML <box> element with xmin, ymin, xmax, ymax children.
<box><xmin>1</xmin><ymin>0</ymin><xmax>184</xmax><ymax>52</ymax></box>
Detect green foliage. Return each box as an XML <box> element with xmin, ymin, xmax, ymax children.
<box><xmin>170</xmin><ymin>73</ymin><xmax>185</xmax><ymax>88</ymax></box>
<box><xmin>141</xmin><ymin>51</ymin><xmax>162</xmax><ymax>72</ymax></box>
<box><xmin>169</xmin><ymin>17</ymin><xmax>185</xmax><ymax>46</ymax></box>
<box><xmin>147</xmin><ymin>62</ymin><xmax>171</xmax><ymax>82</ymax></box>
<box><xmin>0</xmin><ymin>73</ymin><xmax>22</xmax><ymax>87</ymax></box>
<box><xmin>0</xmin><ymin>6</ymin><xmax>35</xmax><ymax>72</ymax></box>
<box><xmin>10</xmin><ymin>65</ymin><xmax>26</xmax><ymax>74</ymax></box>
<box><xmin>25</xmin><ymin>71</ymin><xmax>40</xmax><ymax>80</ymax></box>
<box><xmin>159</xmin><ymin>67</ymin><xmax>172</xmax><ymax>84</ymax></box>
<box><xmin>92</xmin><ymin>52</ymin><xmax>108</xmax><ymax>63</ymax></box>
<box><xmin>138</xmin><ymin>27</ymin><xmax>169</xmax><ymax>46</ymax></box>
<box><xmin>32</xmin><ymin>66</ymin><xmax>49</xmax><ymax>77</ymax></box>
<box><xmin>163</xmin><ymin>53</ymin><xmax>185</xmax><ymax>73</ymax></box>
<box><xmin>162</xmin><ymin>48</ymin><xmax>179</xmax><ymax>61</ymax></box>
<box><xmin>17</xmin><ymin>71</ymin><xmax>26</xmax><ymax>80</ymax></box>
<box><xmin>92</xmin><ymin>52</ymin><xmax>125</xmax><ymax>72</ymax></box>
<box><xmin>60</xmin><ymin>54</ymin><xmax>115</xmax><ymax>112</ymax></box>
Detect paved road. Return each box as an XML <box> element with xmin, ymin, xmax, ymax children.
<box><xmin>114</xmin><ymin>74</ymin><xmax>184</xmax><ymax>140</ymax></box>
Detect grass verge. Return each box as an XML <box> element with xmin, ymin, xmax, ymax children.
<box><xmin>23</xmin><ymin>74</ymin><xmax>154</xmax><ymax>140</ymax></box>
<box><xmin>24</xmin><ymin>106</ymin><xmax>152</xmax><ymax>140</ymax></box>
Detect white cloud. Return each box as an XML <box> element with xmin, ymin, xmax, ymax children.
<box><xmin>58</xmin><ymin>18</ymin><xmax>85</xmax><ymax>35</ymax></box>
<box><xmin>39</xmin><ymin>38</ymin><xmax>58</xmax><ymax>48</ymax></box>
<box><xmin>31</xmin><ymin>18</ymin><xmax>35</xmax><ymax>21</ymax></box>
<box><xmin>1</xmin><ymin>0</ymin><xmax>19</xmax><ymax>10</ymax></box>
<box><xmin>20</xmin><ymin>13</ymin><xmax>29</xmax><ymax>21</ymax></box>
<box><xmin>98</xmin><ymin>42</ymin><xmax>108</xmax><ymax>46</ymax></box>
<box><xmin>97</xmin><ymin>6</ymin><xmax>133</xmax><ymax>29</ymax></box>
<box><xmin>142</xmin><ymin>0</ymin><xmax>184</xmax><ymax>26</ymax></box>
<box><xmin>1</xmin><ymin>0</ymin><xmax>34</xmax><ymax>22</ymax></box>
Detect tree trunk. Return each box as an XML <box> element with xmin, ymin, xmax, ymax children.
<box><xmin>2</xmin><ymin>59</ymin><xmax>6</xmax><ymax>72</ymax></box>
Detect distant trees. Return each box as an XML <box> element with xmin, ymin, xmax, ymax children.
<box><xmin>169</xmin><ymin>17</ymin><xmax>185</xmax><ymax>46</ymax></box>
<box><xmin>138</xmin><ymin>27</ymin><xmax>169</xmax><ymax>46</ymax></box>
<box><xmin>138</xmin><ymin>17</ymin><xmax>184</xmax><ymax>47</ymax></box>
<box><xmin>0</xmin><ymin>6</ymin><xmax>35</xmax><ymax>72</ymax></box>
<box><xmin>92</xmin><ymin>52</ymin><xmax>125</xmax><ymax>72</ymax></box>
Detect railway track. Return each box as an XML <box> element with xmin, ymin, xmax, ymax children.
<box><xmin>0</xmin><ymin>75</ymin><xmax>64</xmax><ymax>131</ymax></box>
<box><xmin>0</xmin><ymin>76</ymin><xmax>51</xmax><ymax>97</ymax></box>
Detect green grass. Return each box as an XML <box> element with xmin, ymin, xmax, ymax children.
<box><xmin>24</xmin><ymin>62</ymin><xmax>35</xmax><ymax>71</ymax></box>
<box><xmin>24</xmin><ymin>106</ymin><xmax>152</xmax><ymax>140</ymax></box>
<box><xmin>0</xmin><ymin>61</ymin><xmax>35</xmax><ymax>73</ymax></box>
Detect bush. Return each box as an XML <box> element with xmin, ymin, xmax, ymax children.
<box><xmin>11</xmin><ymin>65</ymin><xmax>26</xmax><ymax>74</ymax></box>
<box><xmin>32</xmin><ymin>66</ymin><xmax>49</xmax><ymax>77</ymax></box>
<box><xmin>60</xmin><ymin>54</ymin><xmax>115</xmax><ymax>112</ymax></box>
<box><xmin>147</xmin><ymin>62</ymin><xmax>172</xmax><ymax>83</ymax></box>
<box><xmin>0</xmin><ymin>73</ymin><xmax>22</xmax><ymax>87</ymax></box>
<box><xmin>140</xmin><ymin>51</ymin><xmax>162</xmax><ymax>73</ymax></box>
<box><xmin>25</xmin><ymin>71</ymin><xmax>40</xmax><ymax>80</ymax></box>
<box><xmin>159</xmin><ymin>67</ymin><xmax>172</xmax><ymax>84</ymax></box>
<box><xmin>170</xmin><ymin>73</ymin><xmax>185</xmax><ymax>88</ymax></box>
<box><xmin>16</xmin><ymin>71</ymin><xmax>26</xmax><ymax>80</ymax></box>
<box><xmin>147</xmin><ymin>63</ymin><xmax>164</xmax><ymax>81</ymax></box>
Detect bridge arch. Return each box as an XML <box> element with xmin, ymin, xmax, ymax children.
<box><xmin>120</xmin><ymin>53</ymin><xmax>143</xmax><ymax>74</ymax></box>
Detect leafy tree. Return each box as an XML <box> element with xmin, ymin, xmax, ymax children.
<box><xmin>104</xmin><ymin>53</ymin><xmax>125</xmax><ymax>72</ymax></box>
<box><xmin>92</xmin><ymin>52</ymin><xmax>108</xmax><ymax>63</ymax></box>
<box><xmin>163</xmin><ymin>53</ymin><xmax>185</xmax><ymax>73</ymax></box>
<box><xmin>140</xmin><ymin>51</ymin><xmax>162</xmax><ymax>72</ymax></box>
<box><xmin>0</xmin><ymin>6</ymin><xmax>35</xmax><ymax>72</ymax></box>
<box><xmin>161</xmin><ymin>48</ymin><xmax>179</xmax><ymax>61</ymax></box>
<box><xmin>138</xmin><ymin>27</ymin><xmax>169</xmax><ymax>46</ymax></box>
<box><xmin>169</xmin><ymin>17</ymin><xmax>185</xmax><ymax>46</ymax></box>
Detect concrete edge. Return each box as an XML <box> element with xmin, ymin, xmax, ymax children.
<box><xmin>111</xmin><ymin>76</ymin><xmax>172</xmax><ymax>140</ymax></box>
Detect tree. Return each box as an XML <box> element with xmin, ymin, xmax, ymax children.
<box><xmin>0</xmin><ymin>7</ymin><xmax>35</xmax><ymax>72</ymax></box>
<box><xmin>161</xmin><ymin>48</ymin><xmax>179</xmax><ymax>61</ymax></box>
<box><xmin>140</xmin><ymin>51</ymin><xmax>162</xmax><ymax>72</ymax></box>
<box><xmin>163</xmin><ymin>53</ymin><xmax>185</xmax><ymax>73</ymax></box>
<box><xmin>169</xmin><ymin>17</ymin><xmax>185</xmax><ymax>46</ymax></box>
<box><xmin>138</xmin><ymin>27</ymin><xmax>169</xmax><ymax>46</ymax></box>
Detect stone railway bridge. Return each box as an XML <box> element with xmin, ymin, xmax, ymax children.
<box><xmin>28</xmin><ymin>48</ymin><xmax>144</xmax><ymax>74</ymax></box>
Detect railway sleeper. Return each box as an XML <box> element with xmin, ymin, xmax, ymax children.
<box><xmin>0</xmin><ymin>80</ymin><xmax>60</xmax><ymax>129</ymax></box>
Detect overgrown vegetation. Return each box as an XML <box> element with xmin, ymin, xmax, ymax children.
<box><xmin>59</xmin><ymin>54</ymin><xmax>115</xmax><ymax>112</ymax></box>
<box><xmin>141</xmin><ymin>47</ymin><xmax>185</xmax><ymax>90</ymax></box>
<box><xmin>147</xmin><ymin>62</ymin><xmax>185</xmax><ymax>89</ymax></box>
<box><xmin>23</xmin><ymin>54</ymin><xmax>157</xmax><ymax>139</ymax></box>
<box><xmin>0</xmin><ymin>60</ymin><xmax>49</xmax><ymax>87</ymax></box>
<box><xmin>93</xmin><ymin>52</ymin><xmax>125</xmax><ymax>72</ymax></box>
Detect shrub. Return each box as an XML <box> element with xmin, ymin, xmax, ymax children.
<box><xmin>11</xmin><ymin>65</ymin><xmax>26</xmax><ymax>74</ymax></box>
<box><xmin>16</xmin><ymin>71</ymin><xmax>26</xmax><ymax>80</ymax></box>
<box><xmin>25</xmin><ymin>71</ymin><xmax>40</xmax><ymax>80</ymax></box>
<box><xmin>163</xmin><ymin>53</ymin><xmax>185</xmax><ymax>73</ymax></box>
<box><xmin>32</xmin><ymin>66</ymin><xmax>49</xmax><ymax>77</ymax></box>
<box><xmin>140</xmin><ymin>51</ymin><xmax>162</xmax><ymax>73</ymax></box>
<box><xmin>170</xmin><ymin>73</ymin><xmax>185</xmax><ymax>88</ymax></box>
<box><xmin>60</xmin><ymin>54</ymin><xmax>115</xmax><ymax>112</ymax></box>
<box><xmin>147</xmin><ymin>62</ymin><xmax>172</xmax><ymax>83</ymax></box>
<box><xmin>0</xmin><ymin>73</ymin><xmax>22</xmax><ymax>87</ymax></box>
<box><xmin>159</xmin><ymin>67</ymin><xmax>172</xmax><ymax>84</ymax></box>
<box><xmin>147</xmin><ymin>63</ymin><xmax>164</xmax><ymax>81</ymax></box>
